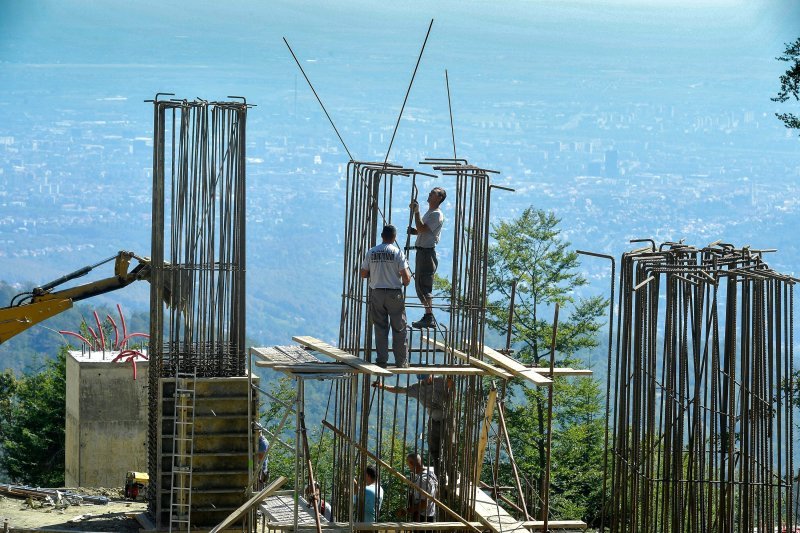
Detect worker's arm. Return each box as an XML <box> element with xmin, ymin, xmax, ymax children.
<box><xmin>405</xmin><ymin>493</ymin><xmax>428</xmax><ymax>516</ymax></box>
<box><xmin>360</xmin><ymin>252</ymin><xmax>371</xmax><ymax>278</ymax></box>
<box><xmin>400</xmin><ymin>267</ymin><xmax>411</xmax><ymax>286</ymax></box>
<box><xmin>373</xmin><ymin>382</ymin><xmax>406</xmax><ymax>394</ymax></box>
<box><xmin>412</xmin><ymin>498</ymin><xmax>428</xmax><ymax>514</ymax></box>
<box><xmin>409</xmin><ymin>201</ymin><xmax>430</xmax><ymax>234</ymax></box>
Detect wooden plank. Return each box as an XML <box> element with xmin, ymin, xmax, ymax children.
<box><xmin>482</xmin><ymin>346</ymin><xmax>552</xmax><ymax>386</ymax></box>
<box><xmin>475</xmin><ymin>387</ymin><xmax>497</xmax><ymax>486</ymax></box>
<box><xmin>421</xmin><ymin>336</ymin><xmax>513</xmax><ymax>379</ymax></box>
<box><xmin>521</xmin><ymin>520</ymin><xmax>588</xmax><ymax>530</ymax></box>
<box><xmin>208</xmin><ymin>476</ymin><xmax>287</xmax><ymax>533</ymax></box>
<box><xmin>471</xmin><ymin>486</ymin><xmax>529</xmax><ymax>533</ymax></box>
<box><xmin>259</xmin><ymin>363</ymin><xmax>487</xmax><ymax>376</ymax></box>
<box><xmin>251</xmin><ymin>345</ymin><xmax>323</xmax><ymax>367</ymax></box>
<box><xmin>263</xmin><ymin>521</ymin><xmax>485</xmax><ymax>531</ymax></box>
<box><xmin>390</xmin><ymin>366</ymin><xmax>485</xmax><ymax>376</ymax></box>
<box><xmin>250</xmin><ymin>347</ymin><xmax>272</xmax><ymax>361</ymax></box>
<box><xmin>293</xmin><ymin>336</ymin><xmax>392</xmax><ymax>376</ymax></box>
<box><xmin>269</xmin><ymin>363</ymin><xmax>355</xmax><ymax>373</ymax></box>
<box><xmin>534</xmin><ymin>367</ymin><xmax>593</xmax><ymax>377</ymax></box>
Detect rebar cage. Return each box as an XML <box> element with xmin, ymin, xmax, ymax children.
<box><xmin>319</xmin><ymin>158</ymin><xmax>503</xmax><ymax>523</ymax></box>
<box><xmin>147</xmin><ymin>96</ymin><xmax>249</xmax><ymax>513</ymax></box>
<box><xmin>605</xmin><ymin>243</ymin><xmax>797</xmax><ymax>532</ymax></box>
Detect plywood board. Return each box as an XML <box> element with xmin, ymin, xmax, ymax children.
<box><xmin>471</xmin><ymin>486</ymin><xmax>528</xmax><ymax>533</ymax></box>
<box><xmin>535</xmin><ymin>367</ymin><xmax>593</xmax><ymax>377</ymax></box>
<box><xmin>208</xmin><ymin>476</ymin><xmax>287</xmax><ymax>533</ymax></box>
<box><xmin>521</xmin><ymin>520</ymin><xmax>588</xmax><ymax>530</ymax></box>
<box><xmin>293</xmin><ymin>336</ymin><xmax>392</xmax><ymax>376</ymax></box>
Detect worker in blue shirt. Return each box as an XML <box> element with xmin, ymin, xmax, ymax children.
<box><xmin>354</xmin><ymin>464</ymin><xmax>384</xmax><ymax>522</ymax></box>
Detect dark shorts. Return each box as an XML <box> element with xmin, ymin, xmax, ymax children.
<box><xmin>415</xmin><ymin>247</ymin><xmax>438</xmax><ymax>301</ymax></box>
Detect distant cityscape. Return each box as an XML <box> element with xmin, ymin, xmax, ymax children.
<box><xmin>1</xmin><ymin>81</ymin><xmax>798</xmax><ymax>351</ymax></box>
<box><xmin>0</xmin><ymin>0</ymin><xmax>799</xmax><ymax>352</ymax></box>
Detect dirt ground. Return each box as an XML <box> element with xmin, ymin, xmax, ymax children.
<box><xmin>0</xmin><ymin>488</ymin><xmax>147</xmax><ymax>532</ymax></box>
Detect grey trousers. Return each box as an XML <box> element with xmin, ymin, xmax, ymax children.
<box><xmin>369</xmin><ymin>289</ymin><xmax>408</xmax><ymax>366</ymax></box>
<box><xmin>414</xmin><ymin>247</ymin><xmax>437</xmax><ymax>307</ymax></box>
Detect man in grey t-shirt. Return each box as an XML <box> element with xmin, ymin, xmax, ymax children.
<box><xmin>403</xmin><ymin>452</ymin><xmax>438</xmax><ymax>522</ymax></box>
<box><xmin>408</xmin><ymin>187</ymin><xmax>446</xmax><ymax>329</ymax></box>
<box><xmin>360</xmin><ymin>224</ymin><xmax>412</xmax><ymax>367</ymax></box>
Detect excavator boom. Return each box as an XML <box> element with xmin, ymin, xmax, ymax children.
<box><xmin>0</xmin><ymin>251</ymin><xmax>152</xmax><ymax>345</ymax></box>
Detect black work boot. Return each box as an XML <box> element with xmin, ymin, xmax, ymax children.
<box><xmin>412</xmin><ymin>313</ymin><xmax>436</xmax><ymax>328</ymax></box>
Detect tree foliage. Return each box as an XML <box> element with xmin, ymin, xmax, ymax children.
<box><xmin>486</xmin><ymin>208</ymin><xmax>606</xmax><ymax>364</ymax></box>
<box><xmin>484</xmin><ymin>207</ymin><xmax>607</xmax><ymax>524</ymax></box>
<box><xmin>773</xmin><ymin>39</ymin><xmax>800</xmax><ymax>430</ymax></box>
<box><xmin>773</xmin><ymin>37</ymin><xmax>800</xmax><ymax>132</ymax></box>
<box><xmin>0</xmin><ymin>346</ymin><xmax>67</xmax><ymax>486</ymax></box>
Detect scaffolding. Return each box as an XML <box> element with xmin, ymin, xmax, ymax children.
<box><xmin>250</xmin><ymin>159</ymin><xmax>590</xmax><ymax>532</ymax></box>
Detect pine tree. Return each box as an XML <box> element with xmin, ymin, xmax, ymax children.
<box><xmin>0</xmin><ymin>347</ymin><xmax>66</xmax><ymax>486</ymax></box>
<box><xmin>773</xmin><ymin>37</ymin><xmax>800</xmax><ymax>133</ymax></box>
<box><xmin>485</xmin><ymin>206</ymin><xmax>607</xmax><ymax>524</ymax></box>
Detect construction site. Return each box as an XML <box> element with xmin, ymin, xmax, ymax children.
<box><xmin>0</xmin><ymin>17</ymin><xmax>798</xmax><ymax>532</ymax></box>
<box><xmin>0</xmin><ymin>88</ymin><xmax>791</xmax><ymax>533</ymax></box>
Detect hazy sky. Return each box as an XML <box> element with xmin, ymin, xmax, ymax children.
<box><xmin>1</xmin><ymin>1</ymin><xmax>797</xmax><ymax>101</ymax></box>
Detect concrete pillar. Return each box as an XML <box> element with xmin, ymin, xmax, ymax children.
<box><xmin>65</xmin><ymin>350</ymin><xmax>148</xmax><ymax>487</ymax></box>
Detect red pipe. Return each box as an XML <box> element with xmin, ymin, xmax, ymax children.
<box><xmin>93</xmin><ymin>311</ymin><xmax>106</xmax><ymax>350</ymax></box>
<box><xmin>117</xmin><ymin>304</ymin><xmax>128</xmax><ymax>344</ymax></box>
<box><xmin>119</xmin><ymin>332</ymin><xmax>149</xmax><ymax>348</ymax></box>
<box><xmin>106</xmin><ymin>314</ymin><xmax>119</xmax><ymax>350</ymax></box>
<box><xmin>86</xmin><ymin>326</ymin><xmax>99</xmax><ymax>350</ymax></box>
<box><xmin>58</xmin><ymin>330</ymin><xmax>93</xmax><ymax>347</ymax></box>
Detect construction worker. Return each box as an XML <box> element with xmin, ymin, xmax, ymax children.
<box><xmin>305</xmin><ymin>482</ymin><xmax>333</xmax><ymax>522</ymax></box>
<box><xmin>257</xmin><ymin>431</ymin><xmax>268</xmax><ymax>488</ymax></box>
<box><xmin>408</xmin><ymin>187</ymin><xmax>446</xmax><ymax>329</ymax></box>
<box><xmin>403</xmin><ymin>453</ymin><xmax>437</xmax><ymax>523</ymax></box>
<box><xmin>360</xmin><ymin>224</ymin><xmax>412</xmax><ymax>368</ymax></box>
<box><xmin>373</xmin><ymin>375</ymin><xmax>451</xmax><ymax>480</ymax></box>
<box><xmin>353</xmin><ymin>464</ymin><xmax>384</xmax><ymax>522</ymax></box>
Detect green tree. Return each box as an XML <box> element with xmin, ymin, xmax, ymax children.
<box><xmin>0</xmin><ymin>346</ymin><xmax>67</xmax><ymax>486</ymax></box>
<box><xmin>773</xmin><ymin>37</ymin><xmax>800</xmax><ymax>132</ymax></box>
<box><xmin>773</xmin><ymin>39</ymin><xmax>800</xmax><ymax>431</ymax></box>
<box><xmin>484</xmin><ymin>207</ymin><xmax>607</xmax><ymax>524</ymax></box>
<box><xmin>259</xmin><ymin>375</ymin><xmax>297</xmax><ymax>481</ymax></box>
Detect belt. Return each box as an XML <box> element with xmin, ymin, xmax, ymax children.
<box><xmin>373</xmin><ymin>287</ymin><xmax>402</xmax><ymax>291</ymax></box>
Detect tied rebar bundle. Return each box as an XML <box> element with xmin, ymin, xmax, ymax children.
<box><xmin>146</xmin><ymin>97</ymin><xmax>248</xmax><ymax>512</ymax></box>
<box><xmin>605</xmin><ymin>242</ymin><xmax>796</xmax><ymax>532</ymax></box>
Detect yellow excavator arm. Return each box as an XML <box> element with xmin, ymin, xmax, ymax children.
<box><xmin>0</xmin><ymin>251</ymin><xmax>152</xmax><ymax>345</ymax></box>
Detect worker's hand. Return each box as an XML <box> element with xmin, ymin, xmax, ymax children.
<box><xmin>409</xmin><ymin>200</ymin><xmax>419</xmax><ymax>213</ymax></box>
<box><xmin>407</xmin><ymin>226</ymin><xmax>417</xmax><ymax>235</ymax></box>
<box><xmin>372</xmin><ymin>381</ymin><xmax>382</xmax><ymax>389</ymax></box>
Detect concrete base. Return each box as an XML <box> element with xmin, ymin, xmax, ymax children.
<box><xmin>65</xmin><ymin>350</ymin><xmax>149</xmax><ymax>488</ymax></box>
